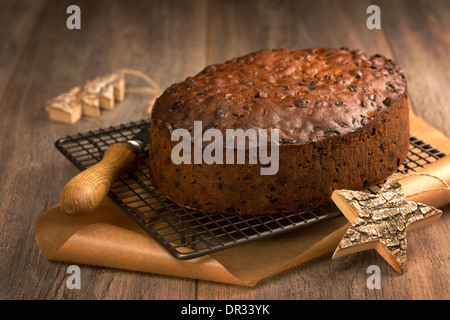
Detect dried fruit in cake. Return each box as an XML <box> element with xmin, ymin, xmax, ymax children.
<box><xmin>149</xmin><ymin>48</ymin><xmax>410</xmax><ymax>215</ymax></box>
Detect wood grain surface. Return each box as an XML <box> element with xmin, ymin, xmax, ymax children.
<box><xmin>0</xmin><ymin>0</ymin><xmax>448</xmax><ymax>300</ymax></box>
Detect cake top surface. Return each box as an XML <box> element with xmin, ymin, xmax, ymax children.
<box><xmin>151</xmin><ymin>48</ymin><xmax>407</xmax><ymax>144</ymax></box>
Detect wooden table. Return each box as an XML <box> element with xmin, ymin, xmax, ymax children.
<box><xmin>1</xmin><ymin>0</ymin><xmax>449</xmax><ymax>300</ymax></box>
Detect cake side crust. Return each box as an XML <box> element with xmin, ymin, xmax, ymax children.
<box><xmin>148</xmin><ymin>93</ymin><xmax>409</xmax><ymax>215</ymax></box>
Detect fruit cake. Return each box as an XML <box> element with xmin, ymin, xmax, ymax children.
<box><xmin>148</xmin><ymin>48</ymin><xmax>409</xmax><ymax>215</ymax></box>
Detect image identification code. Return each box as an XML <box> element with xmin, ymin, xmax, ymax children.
<box><xmin>181</xmin><ymin>304</ymin><xmax>270</xmax><ymax>317</ymax></box>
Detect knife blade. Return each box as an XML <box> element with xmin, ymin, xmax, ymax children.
<box><xmin>59</xmin><ymin>125</ymin><xmax>150</xmax><ymax>217</ymax></box>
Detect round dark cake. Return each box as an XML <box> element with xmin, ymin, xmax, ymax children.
<box><xmin>149</xmin><ymin>48</ymin><xmax>410</xmax><ymax>215</ymax></box>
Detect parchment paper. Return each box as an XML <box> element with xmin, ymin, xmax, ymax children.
<box><xmin>34</xmin><ymin>112</ymin><xmax>450</xmax><ymax>286</ymax></box>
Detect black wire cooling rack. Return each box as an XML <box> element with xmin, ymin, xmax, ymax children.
<box><xmin>55</xmin><ymin>119</ymin><xmax>446</xmax><ymax>260</ymax></box>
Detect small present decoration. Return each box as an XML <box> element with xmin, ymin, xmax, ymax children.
<box><xmin>45</xmin><ymin>69</ymin><xmax>161</xmax><ymax>124</ymax></box>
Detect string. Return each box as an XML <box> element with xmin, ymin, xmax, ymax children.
<box><xmin>118</xmin><ymin>68</ymin><xmax>163</xmax><ymax>114</ymax></box>
<box><xmin>387</xmin><ymin>171</ymin><xmax>450</xmax><ymax>198</ymax></box>
<box><xmin>125</xmin><ymin>87</ymin><xmax>161</xmax><ymax>94</ymax></box>
<box><xmin>119</xmin><ymin>68</ymin><xmax>162</xmax><ymax>93</ymax></box>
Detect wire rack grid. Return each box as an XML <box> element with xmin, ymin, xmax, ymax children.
<box><xmin>54</xmin><ymin>119</ymin><xmax>446</xmax><ymax>260</ymax></box>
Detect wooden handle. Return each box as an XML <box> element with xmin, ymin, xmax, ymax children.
<box><xmin>59</xmin><ymin>143</ymin><xmax>138</xmax><ymax>217</ymax></box>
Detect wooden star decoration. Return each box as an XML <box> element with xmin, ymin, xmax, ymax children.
<box><xmin>331</xmin><ymin>179</ymin><xmax>442</xmax><ymax>273</ymax></box>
